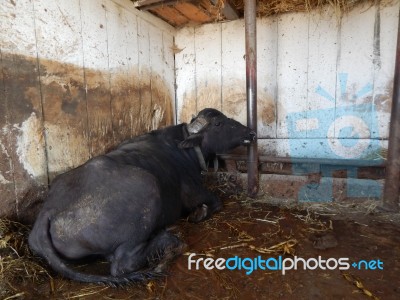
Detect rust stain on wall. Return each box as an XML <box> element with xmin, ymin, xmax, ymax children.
<box><xmin>374</xmin><ymin>79</ymin><xmax>393</xmax><ymax>113</ymax></box>
<box><xmin>259</xmin><ymin>95</ymin><xmax>276</xmax><ymax>125</ymax></box>
<box><xmin>0</xmin><ymin>53</ymin><xmax>173</xmax><ymax>219</ymax></box>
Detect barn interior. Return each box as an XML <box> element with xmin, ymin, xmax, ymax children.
<box><xmin>1</xmin><ymin>0</ymin><xmax>400</xmax><ymax>299</ymax></box>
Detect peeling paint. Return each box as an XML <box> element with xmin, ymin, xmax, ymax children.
<box><xmin>0</xmin><ymin>173</ymin><xmax>11</xmax><ymax>184</ymax></box>
<box><xmin>15</xmin><ymin>112</ymin><xmax>47</xmax><ymax>178</ymax></box>
<box><xmin>0</xmin><ymin>138</ymin><xmax>11</xmax><ymax>158</ymax></box>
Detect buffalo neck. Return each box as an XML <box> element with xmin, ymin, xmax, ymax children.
<box><xmin>182</xmin><ymin>124</ymin><xmax>209</xmax><ymax>172</ymax></box>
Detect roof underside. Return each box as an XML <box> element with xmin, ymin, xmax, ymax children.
<box><xmin>132</xmin><ymin>0</ymin><xmax>379</xmax><ymax>28</ymax></box>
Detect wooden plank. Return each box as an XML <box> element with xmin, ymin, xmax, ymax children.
<box><xmin>124</xmin><ymin>9</ymin><xmax>142</xmax><ymax>136</ymax></box>
<box><xmin>112</xmin><ymin>0</ymin><xmax>176</xmax><ymax>36</ymax></box>
<box><xmin>149</xmin><ymin>24</ymin><xmax>169</xmax><ymax>129</ymax></box>
<box><xmin>372</xmin><ymin>1</ymin><xmax>400</xmax><ymax>139</ymax></box>
<box><xmin>175</xmin><ymin>26</ymin><xmax>196</xmax><ymax>123</ymax></box>
<box><xmin>336</xmin><ymin>3</ymin><xmax>375</xmax><ymax>140</ymax></box>
<box><xmin>221</xmin><ymin>20</ymin><xmax>245</xmax><ymax>123</ymax></box>
<box><xmin>137</xmin><ymin>18</ymin><xmax>152</xmax><ymax>132</ymax></box>
<box><xmin>162</xmin><ymin>31</ymin><xmax>176</xmax><ymax>124</ymax></box>
<box><xmin>0</xmin><ymin>3</ymin><xmax>16</xmax><ymax>218</ymax></box>
<box><xmin>106</xmin><ymin>1</ymin><xmax>137</xmax><ymax>143</ymax></box>
<box><xmin>300</xmin><ymin>7</ymin><xmax>339</xmax><ymax>159</ymax></box>
<box><xmin>257</xmin><ymin>138</ymin><xmax>388</xmax><ymax>160</ymax></box>
<box><xmin>34</xmin><ymin>0</ymin><xmax>90</xmax><ymax>178</ymax></box>
<box><xmin>134</xmin><ymin>0</ymin><xmax>163</xmax><ymax>8</ymax></box>
<box><xmin>195</xmin><ymin>23</ymin><xmax>222</xmax><ymax>113</ymax></box>
<box><xmin>0</xmin><ymin>47</ymin><xmax>16</xmax><ymax>218</ymax></box>
<box><xmin>276</xmin><ymin>12</ymin><xmax>309</xmax><ymax>140</ymax></box>
<box><xmin>175</xmin><ymin>2</ymin><xmax>212</xmax><ymax>24</ymax></box>
<box><xmin>257</xmin><ymin>17</ymin><xmax>278</xmax><ymax>138</ymax></box>
<box><xmin>1</xmin><ymin>0</ymin><xmax>47</xmax><ymax>219</ymax></box>
<box><xmin>80</xmin><ymin>0</ymin><xmax>113</xmax><ymax>157</ymax></box>
<box><xmin>307</xmin><ymin>7</ymin><xmax>338</xmax><ymax>139</ymax></box>
<box><xmin>150</xmin><ymin>6</ymin><xmax>188</xmax><ymax>27</ymax></box>
<box><xmin>328</xmin><ymin>3</ymin><xmax>379</xmax><ymax>160</ymax></box>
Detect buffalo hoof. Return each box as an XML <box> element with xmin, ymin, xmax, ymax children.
<box><xmin>188</xmin><ymin>204</ymin><xmax>209</xmax><ymax>223</ymax></box>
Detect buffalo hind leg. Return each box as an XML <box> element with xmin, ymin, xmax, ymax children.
<box><xmin>110</xmin><ymin>230</ymin><xmax>185</xmax><ymax>276</ymax></box>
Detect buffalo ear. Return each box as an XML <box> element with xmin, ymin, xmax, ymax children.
<box><xmin>179</xmin><ymin>134</ymin><xmax>203</xmax><ymax>148</ymax></box>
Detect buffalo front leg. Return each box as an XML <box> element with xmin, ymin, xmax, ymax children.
<box><xmin>187</xmin><ymin>190</ymin><xmax>222</xmax><ymax>223</ymax></box>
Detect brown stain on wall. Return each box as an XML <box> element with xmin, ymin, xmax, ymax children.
<box><xmin>39</xmin><ymin>59</ymin><xmax>90</xmax><ymax>177</ymax></box>
<box><xmin>260</xmin><ymin>96</ymin><xmax>276</xmax><ymax>125</ymax></box>
<box><xmin>0</xmin><ymin>53</ymin><xmax>173</xmax><ymax>220</ymax></box>
<box><xmin>374</xmin><ymin>79</ymin><xmax>393</xmax><ymax>114</ymax></box>
<box><xmin>179</xmin><ymin>90</ymin><xmax>197</xmax><ymax>124</ymax></box>
<box><xmin>180</xmin><ymin>82</ymin><xmax>276</xmax><ymax>129</ymax></box>
<box><xmin>0</xmin><ymin>56</ymin><xmax>16</xmax><ymax>218</ymax></box>
<box><xmin>85</xmin><ymin>70</ymin><xmax>114</xmax><ymax>157</ymax></box>
<box><xmin>0</xmin><ymin>53</ymin><xmax>47</xmax><ymax>220</ymax></box>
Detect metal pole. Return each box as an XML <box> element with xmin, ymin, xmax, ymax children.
<box><xmin>382</xmin><ymin>7</ymin><xmax>400</xmax><ymax>212</ymax></box>
<box><xmin>244</xmin><ymin>0</ymin><xmax>259</xmax><ymax>198</ymax></box>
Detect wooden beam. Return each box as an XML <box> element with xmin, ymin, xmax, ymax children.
<box><xmin>175</xmin><ymin>2</ymin><xmax>213</xmax><ymax>23</ymax></box>
<box><xmin>134</xmin><ymin>0</ymin><xmax>183</xmax><ymax>11</ymax></box>
<box><xmin>150</xmin><ymin>6</ymin><xmax>189</xmax><ymax>27</ymax></box>
<box><xmin>135</xmin><ymin>0</ymin><xmax>240</xmax><ymax>20</ymax></box>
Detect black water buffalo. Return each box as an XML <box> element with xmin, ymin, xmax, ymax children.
<box><xmin>29</xmin><ymin>108</ymin><xmax>256</xmax><ymax>285</ymax></box>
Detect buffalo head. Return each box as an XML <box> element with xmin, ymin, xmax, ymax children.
<box><xmin>179</xmin><ymin>108</ymin><xmax>256</xmax><ymax>156</ymax></box>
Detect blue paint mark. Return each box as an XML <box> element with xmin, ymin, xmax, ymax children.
<box><xmin>338</xmin><ymin>126</ymin><xmax>359</xmax><ymax>140</ymax></box>
<box><xmin>298</xmin><ymin>178</ymin><xmax>333</xmax><ymax>202</ymax></box>
<box><xmin>315</xmin><ymin>85</ymin><xmax>335</xmax><ymax>102</ymax></box>
<box><xmin>339</xmin><ymin>73</ymin><xmax>348</xmax><ymax>99</ymax></box>
<box><xmin>286</xmin><ymin>72</ymin><xmax>382</xmax><ymax>201</ymax></box>
<box><xmin>355</xmin><ymin>83</ymin><xmax>373</xmax><ymax>99</ymax></box>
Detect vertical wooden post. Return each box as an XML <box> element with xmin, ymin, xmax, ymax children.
<box><xmin>383</xmin><ymin>5</ymin><xmax>400</xmax><ymax>212</ymax></box>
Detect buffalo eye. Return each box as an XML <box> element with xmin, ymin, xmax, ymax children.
<box><xmin>214</xmin><ymin>122</ymin><xmax>221</xmax><ymax>126</ymax></box>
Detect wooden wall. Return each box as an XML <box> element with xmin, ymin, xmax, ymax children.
<box><xmin>175</xmin><ymin>1</ymin><xmax>399</xmax><ymax>160</ymax></box>
<box><xmin>2</xmin><ymin>0</ymin><xmax>400</xmax><ymax>217</ymax></box>
<box><xmin>0</xmin><ymin>0</ymin><xmax>175</xmax><ymax>220</ymax></box>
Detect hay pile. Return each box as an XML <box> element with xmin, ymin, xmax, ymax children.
<box><xmin>231</xmin><ymin>0</ymin><xmax>393</xmax><ymax>17</ymax></box>
<box><xmin>0</xmin><ymin>219</ymin><xmax>50</xmax><ymax>299</ymax></box>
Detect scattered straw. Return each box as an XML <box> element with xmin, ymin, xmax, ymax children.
<box><xmin>3</xmin><ymin>292</ymin><xmax>25</xmax><ymax>300</ymax></box>
<box><xmin>224</xmin><ymin>222</ymin><xmax>255</xmax><ymax>242</ymax></box>
<box><xmin>342</xmin><ymin>272</ymin><xmax>380</xmax><ymax>300</ymax></box>
<box><xmin>249</xmin><ymin>239</ymin><xmax>298</xmax><ymax>255</ymax></box>
<box><xmin>65</xmin><ymin>286</ymin><xmax>110</xmax><ymax>299</ymax></box>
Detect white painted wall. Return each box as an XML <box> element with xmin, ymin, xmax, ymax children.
<box><xmin>175</xmin><ymin>1</ymin><xmax>399</xmax><ymax>160</ymax></box>
<box><xmin>1</xmin><ymin>0</ymin><xmax>399</xmax><ymax>217</ymax></box>
<box><xmin>0</xmin><ymin>0</ymin><xmax>175</xmax><ymax>218</ymax></box>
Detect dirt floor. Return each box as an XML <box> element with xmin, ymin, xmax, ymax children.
<box><xmin>1</xmin><ymin>182</ymin><xmax>400</xmax><ymax>300</ymax></box>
